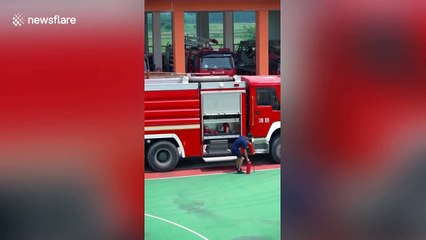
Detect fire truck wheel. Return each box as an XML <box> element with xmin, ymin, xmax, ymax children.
<box><xmin>147</xmin><ymin>141</ymin><xmax>179</xmax><ymax>172</ymax></box>
<box><xmin>270</xmin><ymin>136</ymin><xmax>281</xmax><ymax>163</ymax></box>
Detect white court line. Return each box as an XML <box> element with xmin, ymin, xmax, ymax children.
<box><xmin>145</xmin><ymin>213</ymin><xmax>209</xmax><ymax>240</ymax></box>
<box><xmin>145</xmin><ymin>167</ymin><xmax>280</xmax><ymax>181</ymax></box>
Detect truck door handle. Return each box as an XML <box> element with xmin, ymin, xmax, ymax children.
<box><xmin>256</xmin><ymin>111</ymin><xmax>260</xmax><ymax>115</ymax></box>
<box><xmin>251</xmin><ymin>96</ymin><xmax>254</xmax><ymax>126</ymax></box>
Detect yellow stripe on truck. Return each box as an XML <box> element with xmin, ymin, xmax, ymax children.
<box><xmin>145</xmin><ymin>124</ymin><xmax>200</xmax><ymax>131</ymax></box>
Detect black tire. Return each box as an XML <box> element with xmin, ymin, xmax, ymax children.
<box><xmin>270</xmin><ymin>136</ymin><xmax>281</xmax><ymax>163</ymax></box>
<box><xmin>147</xmin><ymin>141</ymin><xmax>179</xmax><ymax>172</ymax></box>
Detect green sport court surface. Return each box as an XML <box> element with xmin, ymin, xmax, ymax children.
<box><xmin>145</xmin><ymin>169</ymin><xmax>280</xmax><ymax>240</ymax></box>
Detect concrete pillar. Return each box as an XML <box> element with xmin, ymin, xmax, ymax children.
<box><xmin>172</xmin><ymin>10</ymin><xmax>185</xmax><ymax>73</ymax></box>
<box><xmin>256</xmin><ymin>9</ymin><xmax>269</xmax><ymax>75</ymax></box>
<box><xmin>223</xmin><ymin>11</ymin><xmax>234</xmax><ymax>50</ymax></box>
<box><xmin>196</xmin><ymin>11</ymin><xmax>209</xmax><ymax>39</ymax></box>
<box><xmin>152</xmin><ymin>12</ymin><xmax>162</xmax><ymax>71</ymax></box>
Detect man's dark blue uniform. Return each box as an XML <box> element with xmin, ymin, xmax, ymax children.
<box><xmin>230</xmin><ymin>134</ymin><xmax>252</xmax><ymax>173</ymax></box>
<box><xmin>231</xmin><ymin>136</ymin><xmax>249</xmax><ymax>158</ymax></box>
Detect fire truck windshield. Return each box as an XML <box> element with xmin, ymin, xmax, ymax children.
<box><xmin>200</xmin><ymin>56</ymin><xmax>233</xmax><ymax>70</ymax></box>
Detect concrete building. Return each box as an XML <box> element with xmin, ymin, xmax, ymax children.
<box><xmin>145</xmin><ymin>0</ymin><xmax>280</xmax><ymax>75</ymax></box>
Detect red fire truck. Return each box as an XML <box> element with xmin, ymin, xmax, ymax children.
<box><xmin>182</xmin><ymin>35</ymin><xmax>236</xmax><ymax>76</ymax></box>
<box><xmin>145</xmin><ymin>74</ymin><xmax>281</xmax><ymax>172</ymax></box>
<box><xmin>234</xmin><ymin>40</ymin><xmax>281</xmax><ymax>75</ymax></box>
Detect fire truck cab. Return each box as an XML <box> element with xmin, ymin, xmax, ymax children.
<box><xmin>185</xmin><ymin>35</ymin><xmax>236</xmax><ymax>76</ymax></box>
<box><xmin>145</xmin><ymin>74</ymin><xmax>281</xmax><ymax>172</ymax></box>
<box><xmin>186</xmin><ymin>47</ymin><xmax>235</xmax><ymax>76</ymax></box>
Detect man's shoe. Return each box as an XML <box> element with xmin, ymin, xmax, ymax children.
<box><xmin>236</xmin><ymin>169</ymin><xmax>244</xmax><ymax>174</ymax></box>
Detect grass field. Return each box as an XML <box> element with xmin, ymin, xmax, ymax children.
<box><xmin>146</xmin><ymin>23</ymin><xmax>256</xmax><ymax>52</ymax></box>
<box><xmin>145</xmin><ymin>169</ymin><xmax>280</xmax><ymax>240</ymax></box>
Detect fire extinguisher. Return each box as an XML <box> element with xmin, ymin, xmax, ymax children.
<box><xmin>246</xmin><ymin>160</ymin><xmax>252</xmax><ymax>174</ymax></box>
<box><xmin>223</xmin><ymin>123</ymin><xmax>230</xmax><ymax>133</ymax></box>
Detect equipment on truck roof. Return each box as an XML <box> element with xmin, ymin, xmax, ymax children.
<box><xmin>184</xmin><ymin>35</ymin><xmax>219</xmax><ymax>50</ymax></box>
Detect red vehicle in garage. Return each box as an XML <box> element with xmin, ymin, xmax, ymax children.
<box><xmin>234</xmin><ymin>40</ymin><xmax>281</xmax><ymax>75</ymax></box>
<box><xmin>145</xmin><ymin>74</ymin><xmax>281</xmax><ymax>171</ymax></box>
<box><xmin>185</xmin><ymin>35</ymin><xmax>236</xmax><ymax>76</ymax></box>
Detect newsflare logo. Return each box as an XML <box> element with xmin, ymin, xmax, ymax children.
<box><xmin>12</xmin><ymin>13</ymin><xmax>77</xmax><ymax>27</ymax></box>
<box><xmin>12</xmin><ymin>13</ymin><xmax>25</xmax><ymax>27</ymax></box>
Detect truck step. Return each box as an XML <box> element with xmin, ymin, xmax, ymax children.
<box><xmin>203</xmin><ymin>152</ymin><xmax>233</xmax><ymax>158</ymax></box>
<box><xmin>203</xmin><ymin>156</ymin><xmax>237</xmax><ymax>162</ymax></box>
